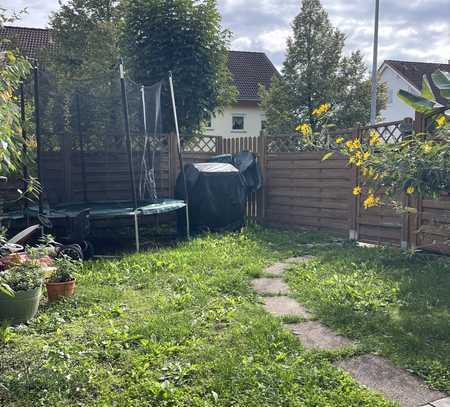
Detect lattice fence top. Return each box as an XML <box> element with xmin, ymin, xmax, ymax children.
<box><xmin>360</xmin><ymin>119</ymin><xmax>412</xmax><ymax>144</ymax></box>
<box><xmin>266</xmin><ymin>119</ymin><xmax>413</xmax><ymax>153</ymax></box>
<box><xmin>267</xmin><ymin>130</ymin><xmax>353</xmax><ymax>153</ymax></box>
<box><xmin>182</xmin><ymin>135</ymin><xmax>218</xmax><ymax>153</ymax></box>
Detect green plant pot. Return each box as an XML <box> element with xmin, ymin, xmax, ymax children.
<box><xmin>0</xmin><ymin>285</ymin><xmax>42</xmax><ymax>325</ymax></box>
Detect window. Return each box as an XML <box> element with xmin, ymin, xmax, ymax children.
<box><xmin>261</xmin><ymin>119</ymin><xmax>267</xmax><ymax>132</ymax></box>
<box><xmin>232</xmin><ymin>115</ymin><xmax>245</xmax><ymax>131</ymax></box>
<box><xmin>205</xmin><ymin>114</ymin><xmax>213</xmax><ymax>129</ymax></box>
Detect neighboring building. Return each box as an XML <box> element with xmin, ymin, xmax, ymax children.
<box><xmin>0</xmin><ymin>25</ymin><xmax>53</xmax><ymax>61</ymax></box>
<box><xmin>379</xmin><ymin>59</ymin><xmax>450</xmax><ymax>122</ymax></box>
<box><xmin>206</xmin><ymin>51</ymin><xmax>278</xmax><ymax>138</ymax></box>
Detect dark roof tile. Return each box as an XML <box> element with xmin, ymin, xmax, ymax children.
<box><xmin>0</xmin><ymin>25</ymin><xmax>53</xmax><ymax>60</ymax></box>
<box><xmin>228</xmin><ymin>50</ymin><xmax>279</xmax><ymax>101</ymax></box>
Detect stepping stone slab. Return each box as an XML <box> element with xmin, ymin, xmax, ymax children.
<box><xmin>285</xmin><ymin>321</ymin><xmax>353</xmax><ymax>350</ymax></box>
<box><xmin>264</xmin><ymin>262</ymin><xmax>288</xmax><ymax>276</ymax></box>
<box><xmin>251</xmin><ymin>278</ymin><xmax>290</xmax><ymax>295</ymax></box>
<box><xmin>285</xmin><ymin>255</ymin><xmax>316</xmax><ymax>264</ymax></box>
<box><xmin>424</xmin><ymin>397</ymin><xmax>450</xmax><ymax>407</ymax></box>
<box><xmin>263</xmin><ymin>296</ymin><xmax>311</xmax><ymax>319</ymax></box>
<box><xmin>335</xmin><ymin>355</ymin><xmax>446</xmax><ymax>407</ymax></box>
<box><xmin>434</xmin><ymin>398</ymin><xmax>450</xmax><ymax>407</ymax></box>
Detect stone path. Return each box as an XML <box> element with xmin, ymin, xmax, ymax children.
<box><xmin>286</xmin><ymin>321</ymin><xmax>354</xmax><ymax>350</ymax></box>
<box><xmin>251</xmin><ymin>278</ymin><xmax>289</xmax><ymax>295</ymax></box>
<box><xmin>251</xmin><ymin>256</ymin><xmax>449</xmax><ymax>407</ymax></box>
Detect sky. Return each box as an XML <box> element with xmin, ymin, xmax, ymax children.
<box><xmin>4</xmin><ymin>0</ymin><xmax>450</xmax><ymax>70</ymax></box>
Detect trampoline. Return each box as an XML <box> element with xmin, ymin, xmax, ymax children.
<box><xmin>12</xmin><ymin>61</ymin><xmax>190</xmax><ymax>253</ymax></box>
<box><xmin>25</xmin><ymin>200</ymin><xmax>186</xmax><ymax>220</ymax></box>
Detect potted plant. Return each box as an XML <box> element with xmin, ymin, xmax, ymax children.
<box><xmin>0</xmin><ymin>261</ymin><xmax>43</xmax><ymax>325</ymax></box>
<box><xmin>45</xmin><ymin>256</ymin><xmax>79</xmax><ymax>303</ymax></box>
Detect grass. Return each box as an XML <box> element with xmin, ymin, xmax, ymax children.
<box><xmin>285</xmin><ymin>243</ymin><xmax>450</xmax><ymax>393</ymax></box>
<box><xmin>0</xmin><ymin>226</ymin><xmax>396</xmax><ymax>406</ymax></box>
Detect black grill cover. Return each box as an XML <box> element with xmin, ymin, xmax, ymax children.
<box><xmin>176</xmin><ymin>162</ymin><xmax>246</xmax><ymax>232</ymax></box>
<box><xmin>209</xmin><ymin>151</ymin><xmax>263</xmax><ymax>193</ymax></box>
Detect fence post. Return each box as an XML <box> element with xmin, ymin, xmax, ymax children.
<box><xmin>258</xmin><ymin>133</ymin><xmax>268</xmax><ymax>222</ymax></box>
<box><xmin>216</xmin><ymin>136</ymin><xmax>223</xmax><ymax>155</ymax></box>
<box><xmin>407</xmin><ymin>113</ymin><xmax>426</xmax><ymax>250</ymax></box>
<box><xmin>349</xmin><ymin>125</ymin><xmax>360</xmax><ymax>241</ymax></box>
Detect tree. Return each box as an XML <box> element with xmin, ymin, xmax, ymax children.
<box><xmin>47</xmin><ymin>1</ymin><xmax>123</xmax><ymax>151</ymax></box>
<box><xmin>260</xmin><ymin>0</ymin><xmax>386</xmax><ymax>136</ymax></box>
<box><xmin>121</xmin><ymin>0</ymin><xmax>237</xmax><ymax>133</ymax></box>
<box><xmin>48</xmin><ymin>0</ymin><xmax>121</xmax><ymax>81</ymax></box>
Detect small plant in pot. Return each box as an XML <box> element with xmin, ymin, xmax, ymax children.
<box><xmin>0</xmin><ymin>261</ymin><xmax>43</xmax><ymax>325</ymax></box>
<box><xmin>45</xmin><ymin>256</ymin><xmax>79</xmax><ymax>303</ymax></box>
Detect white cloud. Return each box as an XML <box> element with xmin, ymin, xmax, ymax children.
<box><xmin>257</xmin><ymin>29</ymin><xmax>290</xmax><ymax>54</ymax></box>
<box><xmin>231</xmin><ymin>36</ymin><xmax>253</xmax><ymax>50</ymax></box>
<box><xmin>2</xmin><ymin>0</ymin><xmax>449</xmax><ymax>68</ymax></box>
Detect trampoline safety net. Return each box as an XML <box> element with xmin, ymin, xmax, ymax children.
<box><xmin>27</xmin><ymin>66</ymin><xmax>168</xmax><ymax>207</ymax></box>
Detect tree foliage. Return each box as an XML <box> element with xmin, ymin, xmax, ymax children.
<box><xmin>49</xmin><ymin>0</ymin><xmax>121</xmax><ymax>81</ymax></box>
<box><xmin>260</xmin><ymin>0</ymin><xmax>386</xmax><ymax>136</ymax></box>
<box><xmin>0</xmin><ymin>9</ymin><xmax>31</xmax><ymax>174</ymax></box>
<box><xmin>121</xmin><ymin>0</ymin><xmax>237</xmax><ymax>133</ymax></box>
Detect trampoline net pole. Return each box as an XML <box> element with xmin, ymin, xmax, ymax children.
<box><xmin>168</xmin><ymin>71</ymin><xmax>190</xmax><ymax>239</ymax></box>
<box><xmin>33</xmin><ymin>66</ymin><xmax>43</xmax><ymax>214</ymax></box>
<box><xmin>20</xmin><ymin>83</ymin><xmax>29</xmax><ymax>207</ymax></box>
<box><xmin>134</xmin><ymin>212</ymin><xmax>140</xmax><ymax>253</ymax></box>
<box><xmin>119</xmin><ymin>60</ymin><xmax>138</xmax><ymax>211</ymax></box>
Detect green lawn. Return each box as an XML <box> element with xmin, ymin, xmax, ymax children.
<box><xmin>285</xmin><ymin>243</ymin><xmax>450</xmax><ymax>394</ymax></box>
<box><xmin>0</xmin><ymin>227</ymin><xmax>397</xmax><ymax>406</ymax></box>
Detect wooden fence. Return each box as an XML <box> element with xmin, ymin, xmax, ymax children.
<box><xmin>2</xmin><ymin>116</ymin><xmax>449</xmax><ymax>254</ymax></box>
<box><xmin>177</xmin><ymin>117</ymin><xmax>449</xmax><ymax>254</ymax></box>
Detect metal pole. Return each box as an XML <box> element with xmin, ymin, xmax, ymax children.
<box><xmin>119</xmin><ymin>59</ymin><xmax>140</xmax><ymax>252</ymax></box>
<box><xmin>75</xmin><ymin>93</ymin><xmax>88</xmax><ymax>202</ymax></box>
<box><xmin>168</xmin><ymin>71</ymin><xmax>190</xmax><ymax>239</ymax></box>
<box><xmin>20</xmin><ymin>83</ymin><xmax>29</xmax><ymax>205</ymax></box>
<box><xmin>370</xmin><ymin>0</ymin><xmax>380</xmax><ymax>125</ymax></box>
<box><xmin>33</xmin><ymin>66</ymin><xmax>43</xmax><ymax>213</ymax></box>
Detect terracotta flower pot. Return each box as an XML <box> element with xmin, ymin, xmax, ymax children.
<box><xmin>46</xmin><ymin>279</ymin><xmax>76</xmax><ymax>303</ymax></box>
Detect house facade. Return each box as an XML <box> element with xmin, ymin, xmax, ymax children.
<box><xmin>379</xmin><ymin>60</ymin><xmax>450</xmax><ymax>122</ymax></box>
<box><xmin>206</xmin><ymin>51</ymin><xmax>278</xmax><ymax>138</ymax></box>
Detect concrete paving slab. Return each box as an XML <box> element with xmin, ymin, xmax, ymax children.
<box><xmin>431</xmin><ymin>398</ymin><xmax>450</xmax><ymax>407</ymax></box>
<box><xmin>251</xmin><ymin>278</ymin><xmax>290</xmax><ymax>295</ymax></box>
<box><xmin>285</xmin><ymin>321</ymin><xmax>353</xmax><ymax>350</ymax></box>
<box><xmin>285</xmin><ymin>255</ymin><xmax>316</xmax><ymax>264</ymax></box>
<box><xmin>264</xmin><ymin>262</ymin><xmax>288</xmax><ymax>276</ymax></box>
<box><xmin>263</xmin><ymin>296</ymin><xmax>311</xmax><ymax>319</ymax></box>
<box><xmin>335</xmin><ymin>355</ymin><xmax>446</xmax><ymax>407</ymax></box>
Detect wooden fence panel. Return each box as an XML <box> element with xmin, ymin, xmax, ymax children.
<box><xmin>416</xmin><ymin>195</ymin><xmax>450</xmax><ymax>254</ymax></box>
<box><xmin>40</xmin><ymin>150</ymin><xmax>170</xmax><ymax>204</ymax></box>
<box><xmin>265</xmin><ymin>151</ymin><xmax>353</xmax><ymax>235</ymax></box>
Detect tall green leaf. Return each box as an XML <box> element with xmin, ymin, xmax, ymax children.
<box><xmin>397</xmin><ymin>89</ymin><xmax>436</xmax><ymax>113</ymax></box>
<box><xmin>421</xmin><ymin>75</ymin><xmax>436</xmax><ymax>102</ymax></box>
<box><xmin>431</xmin><ymin>70</ymin><xmax>450</xmax><ymax>100</ymax></box>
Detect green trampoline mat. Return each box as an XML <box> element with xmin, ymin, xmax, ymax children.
<box><xmin>24</xmin><ymin>199</ymin><xmax>186</xmax><ymax>220</ymax></box>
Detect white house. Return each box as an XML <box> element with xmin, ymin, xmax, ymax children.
<box><xmin>206</xmin><ymin>51</ymin><xmax>278</xmax><ymax>138</ymax></box>
<box><xmin>379</xmin><ymin>60</ymin><xmax>450</xmax><ymax>122</ymax></box>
